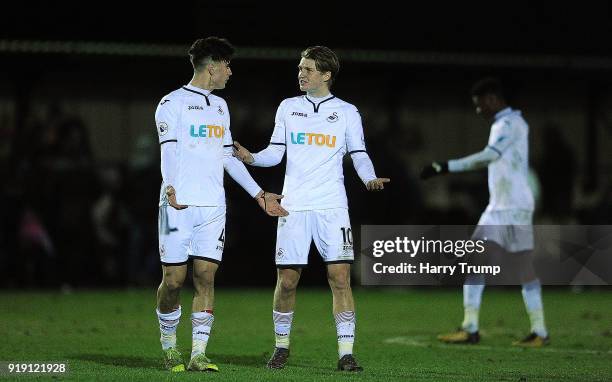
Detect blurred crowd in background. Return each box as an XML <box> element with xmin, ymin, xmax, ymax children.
<box><xmin>0</xmin><ymin>104</ymin><xmax>156</xmax><ymax>287</ymax></box>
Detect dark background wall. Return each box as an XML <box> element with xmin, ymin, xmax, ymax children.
<box><xmin>1</xmin><ymin>2</ymin><xmax>611</xmax><ymax>288</ymax></box>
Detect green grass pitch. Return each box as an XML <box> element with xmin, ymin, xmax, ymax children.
<box><xmin>1</xmin><ymin>288</ymin><xmax>611</xmax><ymax>381</ymax></box>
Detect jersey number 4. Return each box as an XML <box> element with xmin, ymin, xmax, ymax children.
<box><xmin>218</xmin><ymin>229</ymin><xmax>225</xmax><ymax>244</ymax></box>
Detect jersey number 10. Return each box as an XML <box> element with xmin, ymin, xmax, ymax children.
<box><xmin>340</xmin><ymin>227</ymin><xmax>353</xmax><ymax>245</ymax></box>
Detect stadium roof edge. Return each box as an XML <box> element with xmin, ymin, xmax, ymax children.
<box><xmin>1</xmin><ymin>40</ymin><xmax>612</xmax><ymax>71</ymax></box>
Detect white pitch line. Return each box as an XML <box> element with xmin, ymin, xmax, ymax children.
<box><xmin>384</xmin><ymin>336</ymin><xmax>612</xmax><ymax>355</ymax></box>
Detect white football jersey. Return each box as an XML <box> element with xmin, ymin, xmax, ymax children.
<box><xmin>155</xmin><ymin>84</ymin><xmax>233</xmax><ymax>206</ymax></box>
<box><xmin>267</xmin><ymin>94</ymin><xmax>367</xmax><ymax>211</ymax></box>
<box><xmin>485</xmin><ymin>107</ymin><xmax>534</xmax><ymax>212</ymax></box>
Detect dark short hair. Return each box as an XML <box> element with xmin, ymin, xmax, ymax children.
<box><xmin>301</xmin><ymin>46</ymin><xmax>340</xmax><ymax>87</ymax></box>
<box><xmin>188</xmin><ymin>37</ymin><xmax>235</xmax><ymax>71</ymax></box>
<box><xmin>471</xmin><ymin>77</ymin><xmax>505</xmax><ymax>100</ymax></box>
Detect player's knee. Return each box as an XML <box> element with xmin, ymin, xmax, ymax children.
<box><xmin>162</xmin><ymin>265</ymin><xmax>187</xmax><ymax>291</ymax></box>
<box><xmin>509</xmin><ymin>250</ymin><xmax>536</xmax><ymax>283</ymax></box>
<box><xmin>163</xmin><ymin>277</ymin><xmax>184</xmax><ymax>292</ymax></box>
<box><xmin>278</xmin><ymin>275</ymin><xmax>299</xmax><ymax>292</ymax></box>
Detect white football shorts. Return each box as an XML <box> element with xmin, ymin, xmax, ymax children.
<box><xmin>275</xmin><ymin>208</ymin><xmax>354</xmax><ymax>267</ymax></box>
<box><xmin>158</xmin><ymin>205</ymin><xmax>226</xmax><ymax>265</ymax></box>
<box><xmin>471</xmin><ymin>209</ymin><xmax>534</xmax><ymax>252</ymax></box>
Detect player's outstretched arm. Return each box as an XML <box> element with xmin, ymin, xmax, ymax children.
<box><xmin>233</xmin><ymin>140</ymin><xmax>285</xmax><ymax>167</ymax></box>
<box><xmin>449</xmin><ymin>148</ymin><xmax>499</xmax><ymax>172</ymax></box>
<box><xmin>421</xmin><ymin>147</ymin><xmax>500</xmax><ymax>180</ymax></box>
<box><xmin>255</xmin><ymin>190</ymin><xmax>289</xmax><ymax>217</ymax></box>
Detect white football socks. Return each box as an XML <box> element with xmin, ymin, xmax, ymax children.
<box><xmin>522</xmin><ymin>279</ymin><xmax>548</xmax><ymax>337</ymax></box>
<box><xmin>335</xmin><ymin>311</ymin><xmax>356</xmax><ymax>358</ymax></box>
<box><xmin>157</xmin><ymin>306</ymin><xmax>181</xmax><ymax>350</ymax></box>
<box><xmin>462</xmin><ymin>275</ymin><xmax>485</xmax><ymax>333</ymax></box>
<box><xmin>273</xmin><ymin>310</ymin><xmax>293</xmax><ymax>349</ymax></box>
<box><xmin>191</xmin><ymin>311</ymin><xmax>214</xmax><ymax>357</ymax></box>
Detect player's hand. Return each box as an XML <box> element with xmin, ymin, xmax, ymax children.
<box><xmin>165</xmin><ymin>186</ymin><xmax>187</xmax><ymax>210</ymax></box>
<box><xmin>420</xmin><ymin>161</ymin><xmax>449</xmax><ymax>180</ymax></box>
<box><xmin>232</xmin><ymin>141</ymin><xmax>254</xmax><ymax>164</ymax></box>
<box><xmin>366</xmin><ymin>178</ymin><xmax>391</xmax><ymax>191</ymax></box>
<box><xmin>255</xmin><ymin>190</ymin><xmax>289</xmax><ymax>217</ymax></box>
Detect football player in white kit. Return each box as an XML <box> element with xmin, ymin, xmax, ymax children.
<box><xmin>233</xmin><ymin>46</ymin><xmax>390</xmax><ymax>371</ymax></box>
<box><xmin>421</xmin><ymin>77</ymin><xmax>549</xmax><ymax>347</ymax></box>
<box><xmin>154</xmin><ymin>37</ymin><xmax>288</xmax><ymax>373</ymax></box>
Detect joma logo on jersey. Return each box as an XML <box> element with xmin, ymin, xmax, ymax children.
<box><xmin>290</xmin><ymin>132</ymin><xmax>336</xmax><ymax>147</ymax></box>
<box><xmin>190</xmin><ymin>124</ymin><xmax>224</xmax><ymax>138</ymax></box>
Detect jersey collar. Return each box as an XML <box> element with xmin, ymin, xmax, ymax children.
<box><xmin>304</xmin><ymin>94</ymin><xmax>336</xmax><ymax>113</ymax></box>
<box><xmin>184</xmin><ymin>83</ymin><xmax>212</xmax><ymax>96</ymax></box>
<box><xmin>182</xmin><ymin>84</ymin><xmax>212</xmax><ymax>106</ymax></box>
